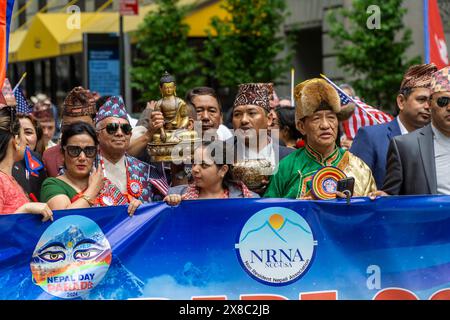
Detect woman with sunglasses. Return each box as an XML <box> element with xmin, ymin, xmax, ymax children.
<box><xmin>0</xmin><ymin>103</ymin><xmax>53</xmax><ymax>220</ymax></box>
<box><xmin>40</xmin><ymin>122</ymin><xmax>105</xmax><ymax>210</ymax></box>
<box><xmin>164</xmin><ymin>141</ymin><xmax>259</xmax><ymax>206</ymax></box>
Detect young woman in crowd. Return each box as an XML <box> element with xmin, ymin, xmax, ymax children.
<box><xmin>13</xmin><ymin>114</ymin><xmax>47</xmax><ymax>201</ymax></box>
<box><xmin>164</xmin><ymin>141</ymin><xmax>259</xmax><ymax>206</ymax></box>
<box><xmin>40</xmin><ymin>122</ymin><xmax>142</xmax><ymax>216</ymax></box>
<box><xmin>0</xmin><ymin>106</ymin><xmax>53</xmax><ymax>220</ymax></box>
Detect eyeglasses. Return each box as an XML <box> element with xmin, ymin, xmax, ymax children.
<box><xmin>99</xmin><ymin>123</ymin><xmax>132</xmax><ymax>135</ymax></box>
<box><xmin>64</xmin><ymin>145</ymin><xmax>97</xmax><ymax>158</ymax></box>
<box><xmin>434</xmin><ymin>96</ymin><xmax>450</xmax><ymax>108</ymax></box>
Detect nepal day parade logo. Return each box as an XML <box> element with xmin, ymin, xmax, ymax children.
<box><xmin>235</xmin><ymin>207</ymin><xmax>317</xmax><ymax>286</ymax></box>
<box><xmin>30</xmin><ymin>215</ymin><xmax>112</xmax><ymax>299</ymax></box>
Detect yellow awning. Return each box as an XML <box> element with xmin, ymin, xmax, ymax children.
<box><xmin>8</xmin><ymin>29</ymin><xmax>27</xmax><ymax>62</ymax></box>
<box><xmin>9</xmin><ymin>13</ymin><xmax>75</xmax><ymax>62</ymax></box>
<box><xmin>9</xmin><ymin>0</ymin><xmax>229</xmax><ymax>62</ymax></box>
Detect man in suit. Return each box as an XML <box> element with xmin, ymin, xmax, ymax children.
<box><xmin>350</xmin><ymin>64</ymin><xmax>437</xmax><ymax>188</ymax></box>
<box><xmin>383</xmin><ymin>66</ymin><xmax>450</xmax><ymax>195</ymax></box>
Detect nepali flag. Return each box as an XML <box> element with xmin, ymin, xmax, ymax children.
<box><xmin>0</xmin><ymin>0</ymin><xmax>15</xmax><ymax>89</ymax></box>
<box><xmin>24</xmin><ymin>146</ymin><xmax>44</xmax><ymax>176</ymax></box>
<box><xmin>424</xmin><ymin>0</ymin><xmax>449</xmax><ymax>69</ymax></box>
<box><xmin>321</xmin><ymin>74</ymin><xmax>393</xmax><ymax>140</ymax></box>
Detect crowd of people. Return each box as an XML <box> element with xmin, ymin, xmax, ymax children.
<box><xmin>0</xmin><ymin>62</ymin><xmax>449</xmax><ymax>220</ymax></box>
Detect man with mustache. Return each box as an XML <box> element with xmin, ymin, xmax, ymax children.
<box><xmin>383</xmin><ymin>66</ymin><xmax>450</xmax><ymax>195</ymax></box>
<box><xmin>350</xmin><ymin>64</ymin><xmax>437</xmax><ymax>188</ymax></box>
<box><xmin>264</xmin><ymin>78</ymin><xmax>377</xmax><ymax>199</ymax></box>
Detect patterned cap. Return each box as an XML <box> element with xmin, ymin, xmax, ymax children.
<box><xmin>233</xmin><ymin>83</ymin><xmax>271</xmax><ymax>112</ymax></box>
<box><xmin>95</xmin><ymin>95</ymin><xmax>129</xmax><ymax>124</ymax></box>
<box><xmin>63</xmin><ymin>86</ymin><xmax>96</xmax><ymax>117</ymax></box>
<box><xmin>431</xmin><ymin>66</ymin><xmax>450</xmax><ymax>94</ymax></box>
<box><xmin>2</xmin><ymin>79</ymin><xmax>16</xmax><ymax>107</ymax></box>
<box><xmin>400</xmin><ymin>63</ymin><xmax>437</xmax><ymax>91</ymax></box>
<box><xmin>32</xmin><ymin>100</ymin><xmax>54</xmax><ymax>121</ymax></box>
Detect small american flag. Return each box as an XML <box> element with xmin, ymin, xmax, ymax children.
<box><xmin>148</xmin><ymin>164</ymin><xmax>169</xmax><ymax>196</ymax></box>
<box><xmin>321</xmin><ymin>74</ymin><xmax>393</xmax><ymax>139</ymax></box>
<box><xmin>343</xmin><ymin>98</ymin><xmax>394</xmax><ymax>139</ymax></box>
<box><xmin>14</xmin><ymin>86</ymin><xmax>33</xmax><ymax>114</ymax></box>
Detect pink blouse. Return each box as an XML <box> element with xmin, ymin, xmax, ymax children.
<box><xmin>0</xmin><ymin>171</ymin><xmax>29</xmax><ymax>214</ymax></box>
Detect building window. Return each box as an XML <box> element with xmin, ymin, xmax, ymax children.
<box><xmin>95</xmin><ymin>0</ymin><xmax>105</xmax><ymax>10</ymax></box>
<box><xmin>18</xmin><ymin>0</ymin><xmax>26</xmax><ymax>26</ymax></box>
<box><xmin>38</xmin><ymin>0</ymin><xmax>47</xmax><ymax>12</ymax></box>
<box><xmin>77</xmin><ymin>0</ymin><xmax>86</xmax><ymax>12</ymax></box>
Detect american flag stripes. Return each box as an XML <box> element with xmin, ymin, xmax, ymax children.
<box><xmin>342</xmin><ymin>98</ymin><xmax>394</xmax><ymax>139</ymax></box>
<box><xmin>148</xmin><ymin>164</ymin><xmax>169</xmax><ymax>196</ymax></box>
<box><xmin>320</xmin><ymin>74</ymin><xmax>394</xmax><ymax>139</ymax></box>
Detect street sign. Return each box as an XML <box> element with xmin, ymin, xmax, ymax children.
<box><xmin>120</xmin><ymin>0</ymin><xmax>139</xmax><ymax>16</ymax></box>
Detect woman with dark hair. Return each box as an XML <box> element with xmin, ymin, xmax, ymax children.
<box><xmin>275</xmin><ymin>107</ymin><xmax>303</xmax><ymax>149</ymax></box>
<box><xmin>164</xmin><ymin>141</ymin><xmax>259</xmax><ymax>205</ymax></box>
<box><xmin>40</xmin><ymin>121</ymin><xmax>143</xmax><ymax>216</ymax></box>
<box><xmin>0</xmin><ymin>105</ymin><xmax>53</xmax><ymax>220</ymax></box>
<box><xmin>12</xmin><ymin>114</ymin><xmax>47</xmax><ymax>201</ymax></box>
<box><xmin>17</xmin><ymin>114</ymin><xmax>44</xmax><ymax>154</ymax></box>
<box><xmin>40</xmin><ymin>122</ymin><xmax>105</xmax><ymax>211</ymax></box>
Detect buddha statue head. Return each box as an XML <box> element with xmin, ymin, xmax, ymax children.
<box><xmin>159</xmin><ymin>71</ymin><xmax>177</xmax><ymax>97</ymax></box>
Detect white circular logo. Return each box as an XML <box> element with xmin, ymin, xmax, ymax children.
<box><xmin>235</xmin><ymin>207</ymin><xmax>317</xmax><ymax>286</ymax></box>
<box><xmin>30</xmin><ymin>215</ymin><xmax>112</xmax><ymax>299</ymax></box>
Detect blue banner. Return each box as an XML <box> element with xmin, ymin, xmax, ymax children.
<box><xmin>2</xmin><ymin>196</ymin><xmax>450</xmax><ymax>300</ymax></box>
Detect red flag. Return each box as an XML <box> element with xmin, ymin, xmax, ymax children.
<box><xmin>425</xmin><ymin>0</ymin><xmax>449</xmax><ymax>69</ymax></box>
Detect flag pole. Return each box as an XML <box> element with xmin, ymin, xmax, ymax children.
<box><xmin>290</xmin><ymin>68</ymin><xmax>295</xmax><ymax>107</ymax></box>
<box><xmin>12</xmin><ymin>72</ymin><xmax>27</xmax><ymax>93</ymax></box>
<box><xmin>320</xmin><ymin>73</ymin><xmax>381</xmax><ymax>124</ymax></box>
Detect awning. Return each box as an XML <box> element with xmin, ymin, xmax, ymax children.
<box><xmin>9</xmin><ymin>13</ymin><xmax>75</xmax><ymax>62</ymax></box>
<box><xmin>8</xmin><ymin>0</ymin><xmax>229</xmax><ymax>63</ymax></box>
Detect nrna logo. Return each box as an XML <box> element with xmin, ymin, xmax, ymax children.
<box><xmin>30</xmin><ymin>215</ymin><xmax>112</xmax><ymax>299</ymax></box>
<box><xmin>235</xmin><ymin>207</ymin><xmax>317</xmax><ymax>286</ymax></box>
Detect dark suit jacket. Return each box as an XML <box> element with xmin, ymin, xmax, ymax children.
<box><xmin>382</xmin><ymin>124</ymin><xmax>437</xmax><ymax>195</ymax></box>
<box><xmin>350</xmin><ymin>119</ymin><xmax>402</xmax><ymax>189</ymax></box>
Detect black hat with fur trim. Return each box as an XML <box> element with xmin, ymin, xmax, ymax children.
<box><xmin>294</xmin><ymin>78</ymin><xmax>355</xmax><ymax>121</ymax></box>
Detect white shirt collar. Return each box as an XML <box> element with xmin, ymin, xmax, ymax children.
<box><xmin>431</xmin><ymin>123</ymin><xmax>450</xmax><ymax>142</ymax></box>
<box><xmin>396</xmin><ymin>116</ymin><xmax>409</xmax><ymax>135</ymax></box>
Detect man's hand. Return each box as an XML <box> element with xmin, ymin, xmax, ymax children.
<box><xmin>147</xmin><ymin>110</ymin><xmax>165</xmax><ymax>137</ymax></box>
<box><xmin>368</xmin><ymin>190</ymin><xmax>389</xmax><ymax>200</ymax></box>
<box><xmin>127</xmin><ymin>198</ymin><xmax>142</xmax><ymax>216</ymax></box>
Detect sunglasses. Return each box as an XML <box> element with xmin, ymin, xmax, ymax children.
<box><xmin>99</xmin><ymin>123</ymin><xmax>132</xmax><ymax>135</ymax></box>
<box><xmin>435</xmin><ymin>96</ymin><xmax>450</xmax><ymax>108</ymax></box>
<box><xmin>64</xmin><ymin>145</ymin><xmax>97</xmax><ymax>158</ymax></box>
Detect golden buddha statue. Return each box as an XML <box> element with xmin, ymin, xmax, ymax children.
<box><xmin>148</xmin><ymin>72</ymin><xmax>199</xmax><ymax>162</ymax></box>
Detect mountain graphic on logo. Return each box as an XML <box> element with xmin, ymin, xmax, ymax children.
<box><xmin>239</xmin><ymin>214</ymin><xmax>311</xmax><ymax>244</ymax></box>
<box><xmin>41</xmin><ymin>225</ymin><xmax>87</xmax><ymax>249</ymax></box>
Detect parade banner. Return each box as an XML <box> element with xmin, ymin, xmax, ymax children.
<box><xmin>1</xmin><ymin>196</ymin><xmax>450</xmax><ymax>300</ymax></box>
